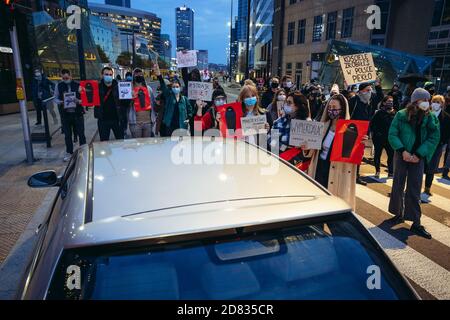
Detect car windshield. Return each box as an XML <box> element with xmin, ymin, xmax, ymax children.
<box><xmin>47</xmin><ymin>215</ymin><xmax>413</xmax><ymax>300</ymax></box>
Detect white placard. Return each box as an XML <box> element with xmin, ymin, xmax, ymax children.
<box><xmin>240</xmin><ymin>115</ymin><xmax>267</xmax><ymax>136</ymax></box>
<box><xmin>176</xmin><ymin>50</ymin><xmax>198</xmax><ymax>68</ymax></box>
<box><xmin>63</xmin><ymin>92</ymin><xmax>77</xmax><ymax>109</ymax></box>
<box><xmin>118</xmin><ymin>81</ymin><xmax>132</xmax><ymax>100</ymax></box>
<box><xmin>339</xmin><ymin>53</ymin><xmax>377</xmax><ymax>86</ymax></box>
<box><xmin>188</xmin><ymin>81</ymin><xmax>213</xmax><ymax>101</ymax></box>
<box><xmin>289</xmin><ymin>119</ymin><xmax>325</xmax><ymax>150</ymax></box>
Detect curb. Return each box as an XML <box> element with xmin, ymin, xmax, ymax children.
<box><xmin>0</xmin><ymin>188</ymin><xmax>57</xmax><ymax>300</ymax></box>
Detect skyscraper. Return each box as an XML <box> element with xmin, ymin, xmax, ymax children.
<box><xmin>176</xmin><ymin>6</ymin><xmax>194</xmax><ymax>51</ymax></box>
<box><xmin>105</xmin><ymin>0</ymin><xmax>131</xmax><ymax>8</ymax></box>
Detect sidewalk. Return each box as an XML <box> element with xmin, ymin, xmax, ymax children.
<box><xmin>0</xmin><ymin>109</ymin><xmax>98</xmax><ymax>298</ymax></box>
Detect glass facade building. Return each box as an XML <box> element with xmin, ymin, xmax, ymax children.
<box><xmin>175</xmin><ymin>6</ymin><xmax>194</xmax><ymax>51</ymax></box>
<box><xmin>252</xmin><ymin>0</ymin><xmax>273</xmax><ymax>78</ymax></box>
<box><xmin>105</xmin><ymin>0</ymin><xmax>131</xmax><ymax>8</ymax></box>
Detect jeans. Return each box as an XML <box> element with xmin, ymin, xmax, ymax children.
<box><xmin>388</xmin><ymin>151</ymin><xmax>424</xmax><ymax>224</ymax></box>
<box><xmin>62</xmin><ymin>112</ymin><xmax>86</xmax><ymax>154</ymax></box>
<box><xmin>34</xmin><ymin>99</ymin><xmax>43</xmax><ymax>123</ymax></box>
<box><xmin>129</xmin><ymin>122</ymin><xmax>151</xmax><ymax>138</ymax></box>
<box><xmin>373</xmin><ymin>139</ymin><xmax>394</xmax><ymax>174</ymax></box>
<box><xmin>98</xmin><ymin>119</ymin><xmax>124</xmax><ymax>141</ymax></box>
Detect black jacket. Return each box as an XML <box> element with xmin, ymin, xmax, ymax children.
<box><xmin>32</xmin><ymin>76</ymin><xmax>54</xmax><ymax>102</ymax></box>
<box><xmin>261</xmin><ymin>90</ymin><xmax>275</xmax><ymax>109</ymax></box>
<box><xmin>369</xmin><ymin>109</ymin><xmax>396</xmax><ymax>143</ymax></box>
<box><xmin>349</xmin><ymin>85</ymin><xmax>384</xmax><ymax>121</ymax></box>
<box><xmin>56</xmin><ymin>81</ymin><xmax>84</xmax><ymax>116</ymax></box>
<box><xmin>437</xmin><ymin>107</ymin><xmax>450</xmax><ymax>145</ymax></box>
<box><xmin>94</xmin><ymin>79</ymin><xmax>123</xmax><ymax>122</ymax></box>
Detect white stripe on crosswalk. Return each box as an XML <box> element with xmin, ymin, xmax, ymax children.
<box><xmin>381</xmin><ymin>178</ymin><xmax>450</xmax><ymax>213</ymax></box>
<box><xmin>354</xmin><ymin>213</ymin><xmax>450</xmax><ymax>300</ymax></box>
<box><xmin>434</xmin><ymin>177</ymin><xmax>450</xmax><ymax>191</ymax></box>
<box><xmin>356</xmin><ymin>184</ymin><xmax>450</xmax><ymax>248</ymax></box>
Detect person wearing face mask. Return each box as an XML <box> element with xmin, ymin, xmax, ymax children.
<box><xmin>349</xmin><ymin>80</ymin><xmax>384</xmax><ymax>185</ymax></box>
<box><xmin>266</xmin><ymin>89</ymin><xmax>287</xmax><ymax>126</ymax></box>
<box><xmin>154</xmin><ymin>63</ymin><xmax>193</xmax><ymax>137</ymax></box>
<box><xmin>424</xmin><ymin>82</ymin><xmax>436</xmax><ymax>97</ymax></box>
<box><xmin>268</xmin><ymin>92</ymin><xmax>311</xmax><ymax>162</ymax></box>
<box><xmin>369</xmin><ymin>96</ymin><xmax>396</xmax><ymax>178</ymax></box>
<box><xmin>305</xmin><ymin>94</ymin><xmax>358</xmax><ymax>209</ymax></box>
<box><xmin>117</xmin><ymin>71</ymin><xmax>133</xmax><ymax>138</ymax></box>
<box><xmin>387</xmin><ymin>84</ymin><xmax>403</xmax><ymax>111</ymax></box>
<box><xmin>95</xmin><ymin>67</ymin><xmax>124</xmax><ymax>141</ymax></box>
<box><xmin>307</xmin><ymin>85</ymin><xmax>324</xmax><ymax>120</ymax></box>
<box><xmin>387</xmin><ymin>88</ymin><xmax>440</xmax><ymax>239</ymax></box>
<box><xmin>193</xmin><ymin>89</ymin><xmax>228</xmax><ymax>133</ymax></box>
<box><xmin>127</xmin><ymin>73</ymin><xmax>152</xmax><ymax>138</ymax></box>
<box><xmin>31</xmin><ymin>68</ymin><xmax>55</xmax><ymax>126</ymax></box>
<box><xmin>261</xmin><ymin>76</ymin><xmax>280</xmax><ymax>109</ymax></box>
<box><xmin>423</xmin><ymin>95</ymin><xmax>450</xmax><ymax>195</ymax></box>
<box><xmin>53</xmin><ymin>69</ymin><xmax>86</xmax><ymax>161</ymax></box>
<box><xmin>281</xmin><ymin>75</ymin><xmax>294</xmax><ymax>93</ymax></box>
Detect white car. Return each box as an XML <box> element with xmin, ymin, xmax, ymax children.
<box><xmin>22</xmin><ymin>138</ymin><xmax>418</xmax><ymax>300</ymax></box>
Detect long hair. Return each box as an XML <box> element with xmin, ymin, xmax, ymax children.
<box><xmin>271</xmin><ymin>88</ymin><xmax>287</xmax><ymax>106</ymax></box>
<box><xmin>288</xmin><ymin>92</ymin><xmax>310</xmax><ymax>120</ymax></box>
<box><xmin>321</xmin><ymin>94</ymin><xmax>350</xmax><ymax>122</ymax></box>
<box><xmin>238</xmin><ymin>84</ymin><xmax>265</xmax><ymax>115</ymax></box>
<box><xmin>406</xmin><ymin>102</ymin><xmax>425</xmax><ymax>125</ymax></box>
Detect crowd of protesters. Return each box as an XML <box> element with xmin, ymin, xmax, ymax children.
<box><xmin>33</xmin><ymin>62</ymin><xmax>450</xmax><ymax>240</ymax></box>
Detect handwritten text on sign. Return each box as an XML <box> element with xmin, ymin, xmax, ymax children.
<box><xmin>339</xmin><ymin>53</ymin><xmax>377</xmax><ymax>86</ymax></box>
<box><xmin>240</xmin><ymin>115</ymin><xmax>267</xmax><ymax>136</ymax></box>
<box><xmin>289</xmin><ymin>119</ymin><xmax>325</xmax><ymax>150</ymax></box>
<box><xmin>176</xmin><ymin>50</ymin><xmax>197</xmax><ymax>68</ymax></box>
<box><xmin>188</xmin><ymin>81</ymin><xmax>213</xmax><ymax>101</ymax></box>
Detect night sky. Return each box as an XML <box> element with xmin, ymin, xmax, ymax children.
<box><xmin>89</xmin><ymin>0</ymin><xmax>237</xmax><ymax>64</ymax></box>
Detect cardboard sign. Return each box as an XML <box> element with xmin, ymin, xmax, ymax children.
<box><xmin>339</xmin><ymin>53</ymin><xmax>377</xmax><ymax>86</ymax></box>
<box><xmin>216</xmin><ymin>102</ymin><xmax>243</xmax><ymax>138</ymax></box>
<box><xmin>80</xmin><ymin>80</ymin><xmax>100</xmax><ymax>107</ymax></box>
<box><xmin>176</xmin><ymin>50</ymin><xmax>197</xmax><ymax>68</ymax></box>
<box><xmin>240</xmin><ymin>115</ymin><xmax>267</xmax><ymax>136</ymax></box>
<box><xmin>289</xmin><ymin>119</ymin><xmax>325</xmax><ymax>150</ymax></box>
<box><xmin>330</xmin><ymin>120</ymin><xmax>369</xmax><ymax>165</ymax></box>
<box><xmin>188</xmin><ymin>81</ymin><xmax>213</xmax><ymax>101</ymax></box>
<box><xmin>63</xmin><ymin>92</ymin><xmax>77</xmax><ymax>109</ymax></box>
<box><xmin>118</xmin><ymin>81</ymin><xmax>133</xmax><ymax>100</ymax></box>
<box><xmin>133</xmin><ymin>86</ymin><xmax>151</xmax><ymax>111</ymax></box>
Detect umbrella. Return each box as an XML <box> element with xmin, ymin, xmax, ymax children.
<box><xmin>398</xmin><ymin>73</ymin><xmax>428</xmax><ymax>84</ymax></box>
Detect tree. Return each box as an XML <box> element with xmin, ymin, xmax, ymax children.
<box><xmin>96</xmin><ymin>45</ymin><xmax>110</xmax><ymax>64</ymax></box>
<box><xmin>116</xmin><ymin>51</ymin><xmax>132</xmax><ymax>67</ymax></box>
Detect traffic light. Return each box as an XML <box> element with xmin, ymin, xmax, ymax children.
<box><xmin>1</xmin><ymin>0</ymin><xmax>15</xmax><ymax>30</ymax></box>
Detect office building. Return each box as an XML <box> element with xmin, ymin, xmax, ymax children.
<box><xmin>252</xmin><ymin>0</ymin><xmax>274</xmax><ymax>79</ymax></box>
<box><xmin>197</xmin><ymin>50</ymin><xmax>209</xmax><ymax>70</ymax></box>
<box><xmin>176</xmin><ymin>6</ymin><xmax>194</xmax><ymax>51</ymax></box>
<box><xmin>105</xmin><ymin>0</ymin><xmax>131</xmax><ymax>8</ymax></box>
<box><xmin>161</xmin><ymin>34</ymin><xmax>172</xmax><ymax>64</ymax></box>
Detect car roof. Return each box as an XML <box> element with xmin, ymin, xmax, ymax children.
<box><xmin>62</xmin><ymin>138</ymin><xmax>351</xmax><ymax>248</ymax></box>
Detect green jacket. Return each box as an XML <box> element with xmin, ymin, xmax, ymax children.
<box><xmin>158</xmin><ymin>75</ymin><xmax>193</xmax><ymax>130</ymax></box>
<box><xmin>388</xmin><ymin>109</ymin><xmax>440</xmax><ymax>163</ymax></box>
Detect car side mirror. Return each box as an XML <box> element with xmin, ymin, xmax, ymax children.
<box><xmin>28</xmin><ymin>170</ymin><xmax>60</xmax><ymax>188</ymax></box>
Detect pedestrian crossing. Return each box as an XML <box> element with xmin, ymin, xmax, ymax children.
<box><xmin>355</xmin><ymin>169</ymin><xmax>450</xmax><ymax>300</ymax></box>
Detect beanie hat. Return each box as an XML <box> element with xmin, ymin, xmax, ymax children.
<box><xmin>358</xmin><ymin>82</ymin><xmax>371</xmax><ymax>91</ymax></box>
<box><xmin>424</xmin><ymin>82</ymin><xmax>435</xmax><ymax>90</ymax></box>
<box><xmin>411</xmin><ymin>88</ymin><xmax>431</xmax><ymax>103</ymax></box>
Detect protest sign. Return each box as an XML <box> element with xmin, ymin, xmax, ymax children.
<box><xmin>240</xmin><ymin>115</ymin><xmax>267</xmax><ymax>136</ymax></box>
<box><xmin>176</xmin><ymin>50</ymin><xmax>197</xmax><ymax>68</ymax></box>
<box><xmin>80</xmin><ymin>80</ymin><xmax>99</xmax><ymax>107</ymax></box>
<box><xmin>216</xmin><ymin>102</ymin><xmax>243</xmax><ymax>138</ymax></box>
<box><xmin>133</xmin><ymin>86</ymin><xmax>151</xmax><ymax>112</ymax></box>
<box><xmin>289</xmin><ymin>119</ymin><xmax>325</xmax><ymax>150</ymax></box>
<box><xmin>188</xmin><ymin>81</ymin><xmax>213</xmax><ymax>101</ymax></box>
<box><xmin>63</xmin><ymin>92</ymin><xmax>77</xmax><ymax>110</ymax></box>
<box><xmin>118</xmin><ymin>81</ymin><xmax>133</xmax><ymax>100</ymax></box>
<box><xmin>339</xmin><ymin>53</ymin><xmax>377</xmax><ymax>86</ymax></box>
<box><xmin>330</xmin><ymin>120</ymin><xmax>369</xmax><ymax>165</ymax></box>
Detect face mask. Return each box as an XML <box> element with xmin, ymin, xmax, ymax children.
<box><xmin>328</xmin><ymin>109</ymin><xmax>341</xmax><ymax>119</ymax></box>
<box><xmin>383</xmin><ymin>101</ymin><xmax>394</xmax><ymax>110</ymax></box>
<box><xmin>172</xmin><ymin>87</ymin><xmax>181</xmax><ymax>95</ymax></box>
<box><xmin>103</xmin><ymin>75</ymin><xmax>113</xmax><ymax>84</ymax></box>
<box><xmin>359</xmin><ymin>91</ymin><xmax>371</xmax><ymax>104</ymax></box>
<box><xmin>271</xmin><ymin>82</ymin><xmax>279</xmax><ymax>89</ymax></box>
<box><xmin>283</xmin><ymin>105</ymin><xmax>294</xmax><ymax>115</ymax></box>
<box><xmin>285</xmin><ymin>81</ymin><xmax>292</xmax><ymax>88</ymax></box>
<box><xmin>215</xmin><ymin>99</ymin><xmax>226</xmax><ymax>106</ymax></box>
<box><xmin>134</xmin><ymin>76</ymin><xmax>145</xmax><ymax>84</ymax></box>
<box><xmin>431</xmin><ymin>102</ymin><xmax>441</xmax><ymax>112</ymax></box>
<box><xmin>244</xmin><ymin>96</ymin><xmax>257</xmax><ymax>107</ymax></box>
<box><xmin>34</xmin><ymin>72</ymin><xmax>42</xmax><ymax>79</ymax></box>
<box><xmin>418</xmin><ymin>101</ymin><xmax>430</xmax><ymax>111</ymax></box>
<box><xmin>63</xmin><ymin>79</ymin><xmax>71</xmax><ymax>84</ymax></box>
<box><xmin>277</xmin><ymin>94</ymin><xmax>286</xmax><ymax>101</ymax></box>
<box><xmin>126</xmin><ymin>76</ymin><xmax>133</xmax><ymax>81</ymax></box>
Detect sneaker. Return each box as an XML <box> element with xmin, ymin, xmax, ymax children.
<box><xmin>356</xmin><ymin>177</ymin><xmax>367</xmax><ymax>186</ymax></box>
<box><xmin>424</xmin><ymin>187</ymin><xmax>432</xmax><ymax>196</ymax></box>
<box><xmin>386</xmin><ymin>215</ymin><xmax>404</xmax><ymax>224</ymax></box>
<box><xmin>63</xmin><ymin>153</ymin><xmax>72</xmax><ymax>162</ymax></box>
<box><xmin>374</xmin><ymin>172</ymin><xmax>380</xmax><ymax>179</ymax></box>
<box><xmin>443</xmin><ymin>172</ymin><xmax>450</xmax><ymax>180</ymax></box>
<box><xmin>410</xmin><ymin>224</ymin><xmax>432</xmax><ymax>239</ymax></box>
